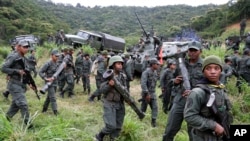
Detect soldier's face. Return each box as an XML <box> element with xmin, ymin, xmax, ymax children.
<box><xmin>203</xmin><ymin>64</ymin><xmax>222</xmax><ymax>84</ymax></box>
<box><xmin>19</xmin><ymin>45</ymin><xmax>29</xmax><ymax>55</ymax></box>
<box><xmin>52</xmin><ymin>55</ymin><xmax>59</xmax><ymax>62</ymax></box>
<box><xmin>114</xmin><ymin>62</ymin><xmax>123</xmax><ymax>72</ymax></box>
<box><xmin>188</xmin><ymin>49</ymin><xmax>201</xmax><ymax>60</ymax></box>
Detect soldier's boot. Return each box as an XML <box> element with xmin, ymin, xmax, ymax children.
<box><xmin>151</xmin><ymin>118</ymin><xmax>157</xmax><ymax>127</ymax></box>
<box><xmin>2</xmin><ymin>90</ymin><xmax>9</xmax><ymax>99</ymax></box>
<box><xmin>68</xmin><ymin>92</ymin><xmax>74</xmax><ymax>98</ymax></box>
<box><xmin>87</xmin><ymin>89</ymin><xmax>91</xmax><ymax>95</ymax></box>
<box><xmin>97</xmin><ymin>95</ymin><xmax>101</xmax><ymax>101</ymax></box>
<box><xmin>83</xmin><ymin>88</ymin><xmax>86</xmax><ymax>93</ymax></box>
<box><xmin>95</xmin><ymin>131</ymin><xmax>105</xmax><ymax>141</ymax></box>
<box><xmin>53</xmin><ymin>110</ymin><xmax>58</xmax><ymax>116</ymax></box>
<box><xmin>60</xmin><ymin>90</ymin><xmax>65</xmax><ymax>98</ymax></box>
<box><xmin>42</xmin><ymin>107</ymin><xmax>48</xmax><ymax>113</ymax></box>
<box><xmin>88</xmin><ymin>94</ymin><xmax>96</xmax><ymax>102</ymax></box>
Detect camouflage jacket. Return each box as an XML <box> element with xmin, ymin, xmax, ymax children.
<box><xmin>39</xmin><ymin>60</ymin><xmax>59</xmax><ymax>86</ymax></box>
<box><xmin>141</xmin><ymin>68</ymin><xmax>158</xmax><ymax>99</ymax></box>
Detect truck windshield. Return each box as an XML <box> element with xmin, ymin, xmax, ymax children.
<box><xmin>77</xmin><ymin>32</ymin><xmax>90</xmax><ymax>40</ymax></box>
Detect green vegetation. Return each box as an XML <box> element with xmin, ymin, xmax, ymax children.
<box><xmin>0</xmin><ymin>42</ymin><xmax>250</xmax><ymax>141</ymax></box>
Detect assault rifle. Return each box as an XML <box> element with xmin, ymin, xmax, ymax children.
<box><xmin>103</xmin><ymin>69</ymin><xmax>145</xmax><ymax>120</ymax></box>
<box><xmin>161</xmin><ymin>41</ymin><xmax>191</xmax><ymax>90</ymax></box>
<box><xmin>207</xmin><ymin>92</ymin><xmax>230</xmax><ymax>141</ymax></box>
<box><xmin>17</xmin><ymin>58</ymin><xmax>40</xmax><ymax>100</ymax></box>
<box><xmin>40</xmin><ymin>55</ymin><xmax>70</xmax><ymax>94</ymax></box>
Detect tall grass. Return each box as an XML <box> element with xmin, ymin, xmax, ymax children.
<box><xmin>0</xmin><ymin>43</ymin><xmax>250</xmax><ymax>141</ymax></box>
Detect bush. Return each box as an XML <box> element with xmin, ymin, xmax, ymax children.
<box><xmin>0</xmin><ymin>110</ymin><xmax>13</xmax><ymax>140</ymax></box>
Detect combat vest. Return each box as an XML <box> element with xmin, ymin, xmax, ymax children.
<box><xmin>195</xmin><ymin>84</ymin><xmax>233</xmax><ymax>125</ymax></box>
<box><xmin>104</xmin><ymin>72</ymin><xmax>127</xmax><ymax>102</ymax></box>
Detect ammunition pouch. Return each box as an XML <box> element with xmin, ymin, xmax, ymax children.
<box><xmin>105</xmin><ymin>92</ymin><xmax>121</xmax><ymax>102</ymax></box>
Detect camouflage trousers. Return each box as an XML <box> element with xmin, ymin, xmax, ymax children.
<box><xmin>43</xmin><ymin>86</ymin><xmax>57</xmax><ymax>111</ymax></box>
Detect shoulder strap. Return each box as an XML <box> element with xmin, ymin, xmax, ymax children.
<box><xmin>195</xmin><ymin>84</ymin><xmax>211</xmax><ymax>103</ymax></box>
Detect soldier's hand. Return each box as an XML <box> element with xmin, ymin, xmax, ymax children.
<box><xmin>19</xmin><ymin>70</ymin><xmax>26</xmax><ymax>76</ymax></box>
<box><xmin>214</xmin><ymin>123</ymin><xmax>224</xmax><ymax>136</ymax></box>
<box><xmin>29</xmin><ymin>84</ymin><xmax>36</xmax><ymax>91</ymax></box>
<box><xmin>174</xmin><ymin>76</ymin><xmax>183</xmax><ymax>84</ymax></box>
<box><xmin>108</xmin><ymin>79</ymin><xmax>115</xmax><ymax>86</ymax></box>
<box><xmin>182</xmin><ymin>90</ymin><xmax>191</xmax><ymax>97</ymax></box>
<box><xmin>145</xmin><ymin>94</ymin><xmax>151</xmax><ymax>103</ymax></box>
<box><xmin>45</xmin><ymin>77</ymin><xmax>55</xmax><ymax>82</ymax></box>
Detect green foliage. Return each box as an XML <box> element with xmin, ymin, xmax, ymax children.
<box><xmin>81</xmin><ymin>45</ymin><xmax>95</xmax><ymax>55</ymax></box>
<box><xmin>0</xmin><ymin>110</ymin><xmax>13</xmax><ymax>140</ymax></box>
<box><xmin>0</xmin><ymin>47</ymin><xmax>11</xmax><ymax>60</ymax></box>
<box><xmin>118</xmin><ymin>113</ymin><xmax>144</xmax><ymax>141</ymax></box>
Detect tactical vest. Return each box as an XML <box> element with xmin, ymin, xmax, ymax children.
<box><xmin>195</xmin><ymin>84</ymin><xmax>233</xmax><ymax>124</ymax></box>
<box><xmin>105</xmin><ymin>73</ymin><xmax>127</xmax><ymax>102</ymax></box>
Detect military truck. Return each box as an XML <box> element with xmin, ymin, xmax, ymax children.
<box><xmin>9</xmin><ymin>34</ymin><xmax>40</xmax><ymax>48</ymax></box>
<box><xmin>64</xmin><ymin>30</ymin><xmax>125</xmax><ymax>53</ymax></box>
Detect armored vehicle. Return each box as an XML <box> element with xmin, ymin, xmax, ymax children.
<box><xmin>65</xmin><ymin>30</ymin><xmax>125</xmax><ymax>53</ymax></box>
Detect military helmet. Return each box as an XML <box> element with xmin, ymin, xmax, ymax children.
<box><xmin>108</xmin><ymin>55</ymin><xmax>124</xmax><ymax>68</ymax></box>
<box><xmin>149</xmin><ymin>58</ymin><xmax>160</xmax><ymax>65</ymax></box>
<box><xmin>202</xmin><ymin>55</ymin><xmax>222</xmax><ymax>72</ymax></box>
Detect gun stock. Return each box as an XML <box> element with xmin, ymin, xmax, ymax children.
<box><xmin>207</xmin><ymin>92</ymin><xmax>230</xmax><ymax>141</ymax></box>
<box><xmin>103</xmin><ymin>69</ymin><xmax>145</xmax><ymax>119</ymax></box>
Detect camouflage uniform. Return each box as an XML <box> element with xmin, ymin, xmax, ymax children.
<box><xmin>184</xmin><ymin>55</ymin><xmax>233</xmax><ymax>141</ymax></box>
<box><xmin>1</xmin><ymin>40</ymin><xmax>32</xmax><ymax>126</ymax></box>
<box><xmin>61</xmin><ymin>52</ymin><xmax>75</xmax><ymax>98</ymax></box>
<box><xmin>140</xmin><ymin>59</ymin><xmax>159</xmax><ymax>127</ymax></box>
<box><xmin>74</xmin><ymin>54</ymin><xmax>84</xmax><ymax>84</ymax></box>
<box><xmin>39</xmin><ymin>50</ymin><xmax>60</xmax><ymax>115</ymax></box>
<box><xmin>82</xmin><ymin>54</ymin><xmax>92</xmax><ymax>94</ymax></box>
<box><xmin>160</xmin><ymin>66</ymin><xmax>176</xmax><ymax>114</ymax></box>
<box><xmin>220</xmin><ymin>63</ymin><xmax>233</xmax><ymax>84</ymax></box>
<box><xmin>95</xmin><ymin>56</ymin><xmax>127</xmax><ymax>140</ymax></box>
<box><xmin>163</xmin><ymin>42</ymin><xmax>203</xmax><ymax>141</ymax></box>
<box><xmin>237</xmin><ymin>49</ymin><xmax>250</xmax><ymax>85</ymax></box>
<box><xmin>57</xmin><ymin>49</ymin><xmax>68</xmax><ymax>93</ymax></box>
<box><xmin>27</xmin><ymin>49</ymin><xmax>37</xmax><ymax>78</ymax></box>
<box><xmin>123</xmin><ymin>54</ymin><xmax>134</xmax><ymax>92</ymax></box>
<box><xmin>89</xmin><ymin>51</ymin><xmax>108</xmax><ymax>101</ymax></box>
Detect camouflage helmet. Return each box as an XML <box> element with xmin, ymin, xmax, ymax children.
<box><xmin>108</xmin><ymin>55</ymin><xmax>124</xmax><ymax>68</ymax></box>
<box><xmin>202</xmin><ymin>55</ymin><xmax>222</xmax><ymax>72</ymax></box>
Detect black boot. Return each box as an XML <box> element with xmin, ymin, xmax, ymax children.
<box><xmin>60</xmin><ymin>90</ymin><xmax>65</xmax><ymax>98</ymax></box>
<box><xmin>83</xmin><ymin>88</ymin><xmax>86</xmax><ymax>93</ymax></box>
<box><xmin>95</xmin><ymin>131</ymin><xmax>105</xmax><ymax>141</ymax></box>
<box><xmin>87</xmin><ymin>89</ymin><xmax>91</xmax><ymax>95</ymax></box>
<box><xmin>53</xmin><ymin>110</ymin><xmax>58</xmax><ymax>116</ymax></box>
<box><xmin>42</xmin><ymin>107</ymin><xmax>47</xmax><ymax>113</ymax></box>
<box><xmin>2</xmin><ymin>90</ymin><xmax>9</xmax><ymax>98</ymax></box>
<box><xmin>88</xmin><ymin>95</ymin><xmax>95</xmax><ymax>102</ymax></box>
<box><xmin>151</xmin><ymin>118</ymin><xmax>157</xmax><ymax>127</ymax></box>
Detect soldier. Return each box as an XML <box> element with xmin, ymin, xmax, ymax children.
<box><xmin>240</xmin><ymin>18</ymin><xmax>246</xmax><ymax>37</ymax></box>
<box><xmin>55</xmin><ymin>29</ymin><xmax>65</xmax><ymax>46</ymax></box>
<box><xmin>75</xmin><ymin>52</ymin><xmax>84</xmax><ymax>84</ymax></box>
<box><xmin>140</xmin><ymin>58</ymin><xmax>160</xmax><ymax>127</ymax></box>
<box><xmin>60</xmin><ymin>47</ymin><xmax>75</xmax><ymax>98</ymax></box>
<box><xmin>95</xmin><ymin>56</ymin><xmax>127</xmax><ymax>141</ymax></box>
<box><xmin>82</xmin><ymin>53</ymin><xmax>92</xmax><ymax>94</ymax></box>
<box><xmin>237</xmin><ymin>49</ymin><xmax>250</xmax><ymax>86</ymax></box>
<box><xmin>88</xmin><ymin>50</ymin><xmax>108</xmax><ymax>101</ymax></box>
<box><xmin>2</xmin><ymin>46</ymin><xmax>18</xmax><ymax>99</ymax></box>
<box><xmin>57</xmin><ymin>48</ymin><xmax>68</xmax><ymax>93</ymax></box>
<box><xmin>39</xmin><ymin>49</ymin><xmax>60</xmax><ymax>115</ymax></box>
<box><xmin>141</xmin><ymin>54</ymin><xmax>150</xmax><ymax>72</ymax></box>
<box><xmin>1</xmin><ymin>40</ymin><xmax>34</xmax><ymax>128</ymax></box>
<box><xmin>162</xmin><ymin>41</ymin><xmax>203</xmax><ymax>141</ymax></box>
<box><xmin>220</xmin><ymin>57</ymin><xmax>233</xmax><ymax>84</ymax></box>
<box><xmin>123</xmin><ymin>53</ymin><xmax>134</xmax><ymax>92</ymax></box>
<box><xmin>27</xmin><ymin>48</ymin><xmax>37</xmax><ymax>78</ymax></box>
<box><xmin>184</xmin><ymin>55</ymin><xmax>233</xmax><ymax>141</ymax></box>
<box><xmin>160</xmin><ymin>59</ymin><xmax>177</xmax><ymax>114</ymax></box>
